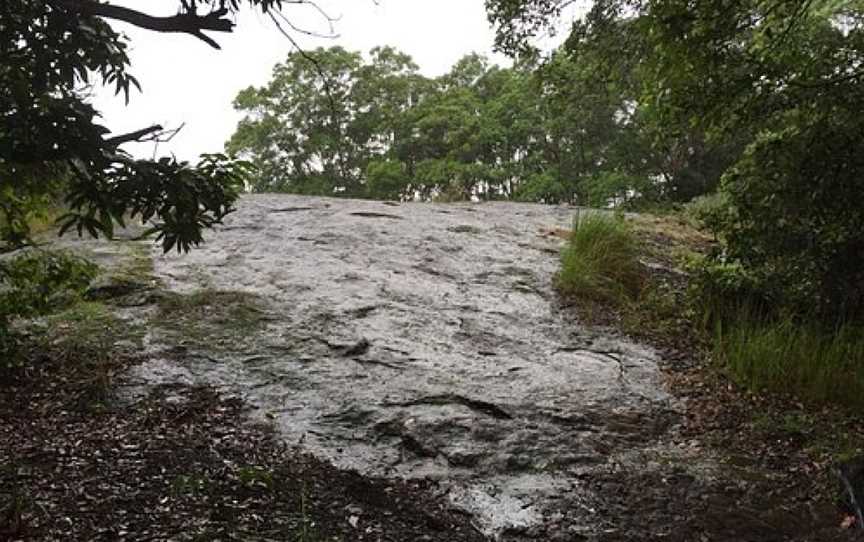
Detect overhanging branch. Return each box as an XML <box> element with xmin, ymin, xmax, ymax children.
<box><xmin>49</xmin><ymin>0</ymin><xmax>235</xmax><ymax>48</ymax></box>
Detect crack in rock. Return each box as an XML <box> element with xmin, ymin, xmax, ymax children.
<box><xmin>268</xmin><ymin>206</ymin><xmax>318</xmax><ymax>213</ymax></box>
<box><xmin>349</xmin><ymin>212</ymin><xmax>403</xmax><ymax>220</ymax></box>
<box><xmin>386</xmin><ymin>394</ymin><xmax>513</xmax><ymax>421</ymax></box>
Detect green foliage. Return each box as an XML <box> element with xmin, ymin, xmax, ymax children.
<box><xmin>514</xmin><ymin>171</ymin><xmax>570</xmax><ymax>203</ymax></box>
<box><xmin>227</xmin><ymin>46</ymin><xmax>411</xmax><ymax>197</ymax></box>
<box><xmin>686</xmin><ymin>257</ymin><xmax>768</xmax><ymax>330</ymax></box>
<box><xmin>0</xmin><ymin>250</ymin><xmax>99</xmax><ymax>369</ymax></box>
<box><xmin>229</xmin><ymin>41</ymin><xmax>689</xmax><ymax>206</ymax></box>
<box><xmin>721</xmin><ymin>110</ymin><xmax>864</xmax><ymax>322</ymax></box>
<box><xmin>490</xmin><ymin>0</ymin><xmax>864</xmax><ymax>322</ymax></box>
<box><xmin>63</xmin><ymin>154</ymin><xmax>251</xmax><ymax>254</ymax></box>
<box><xmin>0</xmin><ymin>175</ymin><xmax>66</xmax><ymax>248</ymax></box>
<box><xmin>557</xmin><ymin>212</ymin><xmax>643</xmax><ymax>304</ymax></box>
<box><xmin>1</xmin><ymin>1</ymin><xmax>267</xmax><ymax>253</ymax></box>
<box><xmin>485</xmin><ymin>0</ymin><xmax>572</xmax><ymax>56</ymax></box>
<box><xmin>716</xmin><ymin>317</ymin><xmax>864</xmax><ymax>409</ymax></box>
<box><xmin>1</xmin><ymin>1</ymin><xmax>272</xmax><ymax>373</ymax></box>
<box><xmin>682</xmin><ymin>192</ymin><xmax>731</xmax><ymax>237</ymax></box>
<box><xmin>0</xmin><ymin>251</ymin><xmax>98</xmax><ymax>318</ymax></box>
<box><xmin>581</xmin><ymin>171</ymin><xmax>655</xmax><ymax>209</ymax></box>
<box><xmin>365</xmin><ymin>160</ymin><xmax>407</xmax><ymax>200</ymax></box>
<box><xmin>643</xmin><ymin>1</ymin><xmax>864</xmax><ymax>323</ymax></box>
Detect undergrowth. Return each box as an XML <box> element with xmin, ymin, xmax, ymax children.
<box><xmin>713</xmin><ymin>316</ymin><xmax>864</xmax><ymax>410</ymax></box>
<box><xmin>557</xmin><ymin>211</ymin><xmax>643</xmax><ymax>305</ymax></box>
<box><xmin>558</xmin><ymin>206</ymin><xmax>864</xmax><ymax>412</ymax></box>
<box><xmin>155</xmin><ymin>289</ymin><xmax>267</xmax><ymax>351</ymax></box>
<box><xmin>0</xmin><ymin>250</ymin><xmax>99</xmax><ymax>372</ymax></box>
<box><xmin>688</xmin><ymin>256</ymin><xmax>864</xmax><ymax>410</ymax></box>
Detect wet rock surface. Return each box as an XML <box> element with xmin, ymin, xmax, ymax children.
<box><xmin>121</xmin><ymin>195</ymin><xmax>682</xmax><ymax>536</ymax></box>
<box><xmin>74</xmin><ymin>194</ymin><xmax>854</xmax><ymax>541</ymax></box>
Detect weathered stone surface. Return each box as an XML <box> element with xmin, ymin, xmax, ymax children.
<box><xmin>128</xmin><ymin>194</ymin><xmax>682</xmax><ymax>536</ymax></box>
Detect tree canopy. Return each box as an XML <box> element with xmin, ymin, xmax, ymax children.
<box><xmin>228</xmin><ymin>42</ymin><xmax>726</xmax><ymax>206</ymax></box>
<box><xmin>487</xmin><ymin>0</ymin><xmax>864</xmax><ymax>323</ymax></box>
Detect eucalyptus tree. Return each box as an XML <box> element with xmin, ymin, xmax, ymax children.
<box><xmin>228</xmin><ymin>47</ymin><xmax>365</xmax><ymax>195</ymax></box>
<box><xmin>228</xmin><ymin>46</ymin><xmax>429</xmax><ymax>199</ymax></box>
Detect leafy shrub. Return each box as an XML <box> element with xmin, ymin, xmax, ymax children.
<box><xmin>414</xmin><ymin>159</ymin><xmax>460</xmax><ymax>201</ymax></box>
<box><xmin>580</xmin><ymin>171</ymin><xmax>656</xmax><ymax>210</ymax></box>
<box><xmin>688</xmin><ymin>255</ymin><xmax>864</xmax><ymax>409</ymax></box>
<box><xmin>0</xmin><ymin>250</ymin><xmax>98</xmax><ymax>317</ymax></box>
<box><xmin>0</xmin><ymin>250</ymin><xmax>98</xmax><ymax>368</ymax></box>
<box><xmin>719</xmin><ymin>110</ymin><xmax>864</xmax><ymax>324</ymax></box>
<box><xmin>514</xmin><ymin>170</ymin><xmax>573</xmax><ymax>204</ymax></box>
<box><xmin>557</xmin><ymin>212</ymin><xmax>643</xmax><ymax>304</ymax></box>
<box><xmin>682</xmin><ymin>191</ymin><xmax>732</xmax><ymax>238</ymax></box>
<box><xmin>0</xmin><ymin>191</ymin><xmax>63</xmax><ymax>249</ymax></box>
<box><xmin>365</xmin><ymin>160</ymin><xmax>408</xmax><ymax>201</ymax></box>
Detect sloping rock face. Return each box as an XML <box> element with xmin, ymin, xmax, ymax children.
<box><xmin>132</xmin><ymin>195</ymin><xmax>682</xmax><ymax>536</ymax></box>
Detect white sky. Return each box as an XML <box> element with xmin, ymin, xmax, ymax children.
<box><xmin>93</xmin><ymin>0</ymin><xmax>517</xmax><ymax>161</ymax></box>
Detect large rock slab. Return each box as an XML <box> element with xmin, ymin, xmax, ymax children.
<box><xmin>130</xmin><ymin>195</ymin><xmax>682</xmax><ymax>536</ymax></box>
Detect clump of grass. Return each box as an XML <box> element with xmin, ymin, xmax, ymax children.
<box><xmin>43</xmin><ymin>302</ymin><xmax>130</xmax><ymax>404</ymax></box>
<box><xmin>681</xmin><ymin>191</ymin><xmax>731</xmax><ymax>234</ymax></box>
<box><xmin>557</xmin><ymin>211</ymin><xmax>643</xmax><ymax>304</ymax></box>
<box><xmin>155</xmin><ymin>289</ymin><xmax>267</xmax><ymax>350</ymax></box>
<box><xmin>157</xmin><ymin>290</ymin><xmax>263</xmax><ymax>326</ymax></box>
<box><xmin>237</xmin><ymin>465</ymin><xmax>274</xmax><ymax>490</ymax></box>
<box><xmin>716</xmin><ymin>317</ymin><xmax>864</xmax><ymax>409</ymax></box>
<box><xmin>44</xmin><ymin>301</ymin><xmax>121</xmax><ymax>347</ymax></box>
<box><xmin>97</xmin><ymin>242</ymin><xmax>156</xmax><ymax>294</ymax></box>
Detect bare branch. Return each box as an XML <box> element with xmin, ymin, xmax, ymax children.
<box><xmin>273</xmin><ymin>9</ymin><xmax>338</xmax><ymax>39</ymax></box>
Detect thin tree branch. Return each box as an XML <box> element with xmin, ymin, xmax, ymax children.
<box><xmin>788</xmin><ymin>69</ymin><xmax>864</xmax><ymax>88</ymax></box>
<box><xmin>267</xmin><ymin>11</ymin><xmax>339</xmax><ymax>115</ymax></box>
<box><xmin>273</xmin><ymin>9</ymin><xmax>338</xmax><ymax>39</ymax></box>
<box><xmin>104</xmin><ymin>125</ymin><xmax>164</xmax><ymax>147</ymax></box>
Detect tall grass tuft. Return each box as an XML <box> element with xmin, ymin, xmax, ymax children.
<box><xmin>557</xmin><ymin>211</ymin><xmax>643</xmax><ymax>304</ymax></box>
<box><xmin>716</xmin><ymin>317</ymin><xmax>864</xmax><ymax>409</ymax></box>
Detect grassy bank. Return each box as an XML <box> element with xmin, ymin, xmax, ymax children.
<box><xmin>716</xmin><ymin>318</ymin><xmax>864</xmax><ymax>410</ymax></box>
<box><xmin>557</xmin><ymin>210</ymin><xmax>864</xmax><ymax>412</ymax></box>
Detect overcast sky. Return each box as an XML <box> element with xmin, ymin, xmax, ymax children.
<box><xmin>93</xmin><ymin>0</ymin><xmax>522</xmax><ymax>161</ymax></box>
